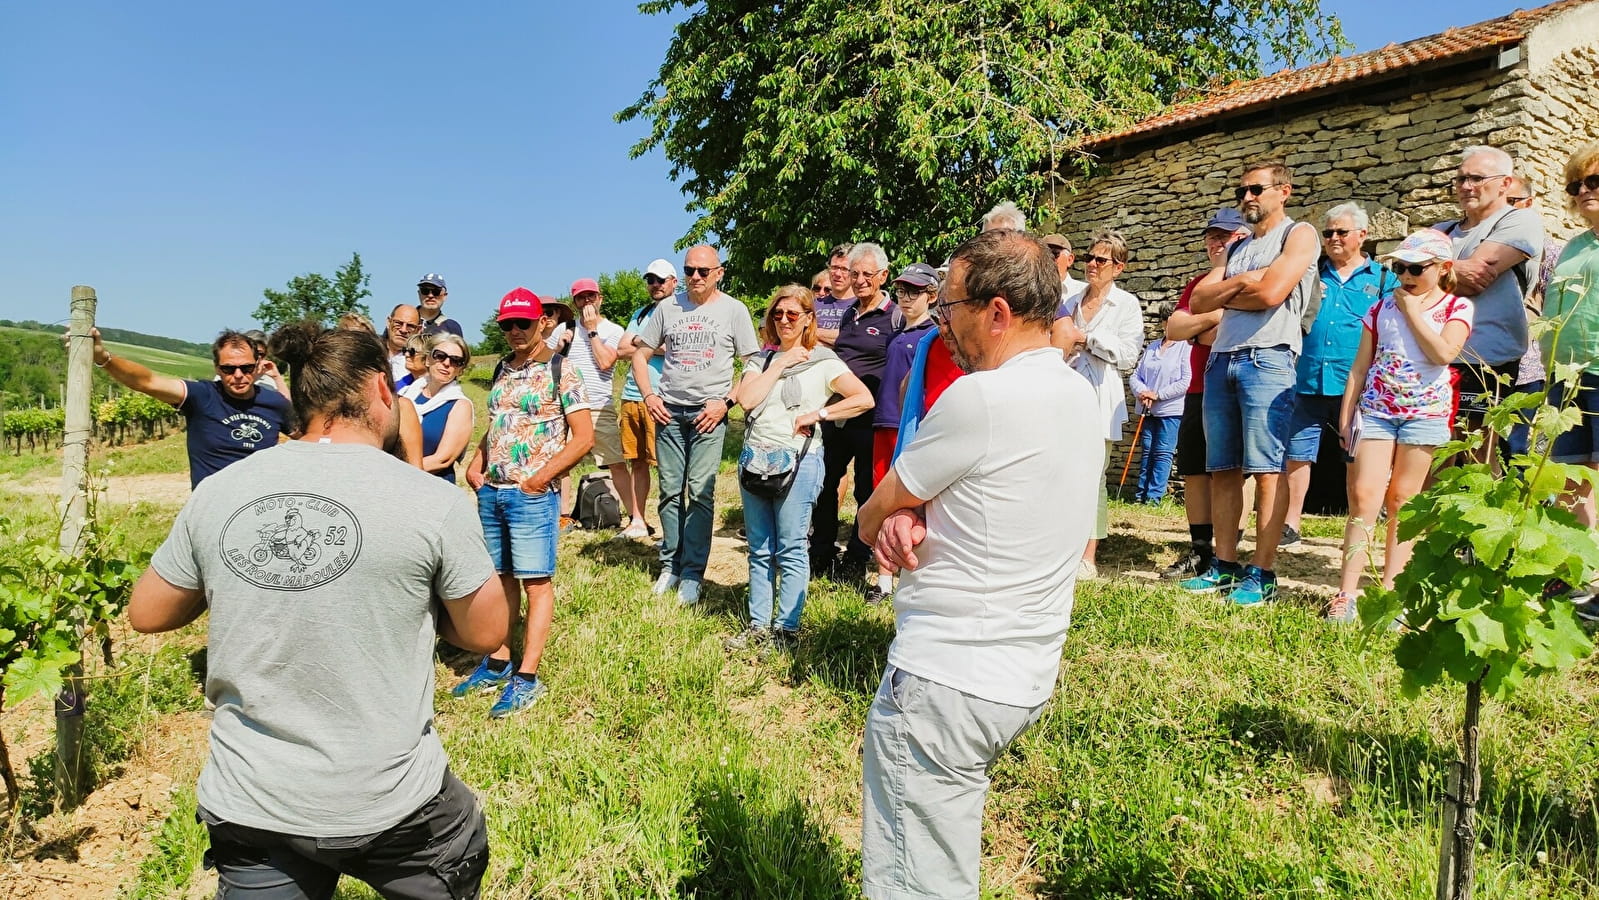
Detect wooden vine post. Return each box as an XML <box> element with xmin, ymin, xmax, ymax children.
<box><xmin>55</xmin><ymin>285</ymin><xmax>95</xmax><ymax>805</ymax></box>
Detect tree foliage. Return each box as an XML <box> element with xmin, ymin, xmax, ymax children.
<box><xmin>254</xmin><ymin>252</ymin><xmax>373</xmax><ymax>331</ymax></box>
<box><xmin>620</xmin><ymin>0</ymin><xmax>1346</xmax><ymax>291</ymax></box>
<box><xmin>597</xmin><ymin>270</ymin><xmax>651</xmax><ymax>324</ymax></box>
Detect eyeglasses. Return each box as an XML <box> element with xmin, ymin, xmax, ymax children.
<box><xmin>1233</xmin><ymin>183</ymin><xmax>1282</xmax><ymax>201</ymax></box>
<box><xmin>644</xmin><ymin>274</ymin><xmax>668</xmax><ymax>285</ymax></box>
<box><xmin>1506</xmin><ymin>196</ymin><xmax>1531</xmax><ymax>205</ymax></box>
<box><xmin>1566</xmin><ymin>174</ymin><xmax>1599</xmax><ymax>196</ymax></box>
<box><xmin>217</xmin><ymin>363</ymin><xmax>257</xmax><ymax>375</ymax></box>
<box><xmin>893</xmin><ymin>286</ymin><xmax>932</xmax><ymax>299</ymax></box>
<box><xmin>850</xmin><ymin>269</ymin><xmax>883</xmax><ymax>279</ymax></box>
<box><xmin>682</xmin><ymin>265</ymin><xmax>720</xmax><ymax>278</ymax></box>
<box><xmin>934</xmin><ymin>295</ymin><xmax>987</xmax><ymax>316</ymax></box>
<box><xmin>771</xmin><ymin>309</ymin><xmax>807</xmax><ymax>323</ymax></box>
<box><xmin>417</xmin><ymin>286</ymin><xmax>443</xmax><ymax>297</ymax></box>
<box><xmin>811</xmin><ymin>284</ymin><xmax>827</xmax><ymax>293</ymax></box>
<box><xmin>1322</xmin><ymin>228</ymin><xmax>1356</xmax><ymax>239</ymax></box>
<box><xmin>431</xmin><ymin>349</ymin><xmax>466</xmax><ymax>367</ymax></box>
<box><xmin>388</xmin><ymin>318</ymin><xmax>420</xmax><ymax>332</ymax></box>
<box><xmin>1387</xmin><ymin>261</ymin><xmax>1438</xmax><ymax>277</ymax></box>
<box><xmin>499</xmin><ymin>318</ymin><xmax>535</xmax><ymax>331</ymax></box>
<box><xmin>1451</xmin><ymin>173</ymin><xmax>1509</xmax><ymax>188</ymax></box>
<box><xmin>1083</xmin><ymin>254</ymin><xmax>1118</xmax><ymax>267</ymax></box>
<box><xmin>828</xmin><ymin>264</ymin><xmax>850</xmax><ymax>274</ymax></box>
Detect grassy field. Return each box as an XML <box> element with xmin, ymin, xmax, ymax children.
<box><xmin>2</xmin><ymin>409</ymin><xmax>1597</xmax><ymax>898</ymax></box>
<box><xmin>0</xmin><ymin>325</ymin><xmax>217</xmax><ymax>381</ymax></box>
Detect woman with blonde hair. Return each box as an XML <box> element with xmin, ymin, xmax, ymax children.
<box><xmin>727</xmin><ymin>285</ymin><xmax>873</xmax><ymax>652</ymax></box>
<box><xmin>401</xmin><ymin>334</ymin><xmax>476</xmax><ymax>483</ymax></box>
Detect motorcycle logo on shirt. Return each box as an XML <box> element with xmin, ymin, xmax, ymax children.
<box><xmin>220</xmin><ymin>493</ymin><xmax>361</xmax><ymax>590</ymax></box>
<box><xmin>223</xmin><ymin>412</ymin><xmax>271</xmax><ymax>449</ymax></box>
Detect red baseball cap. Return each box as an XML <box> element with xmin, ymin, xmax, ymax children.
<box><xmin>569</xmin><ymin>277</ymin><xmax>601</xmax><ymax>297</ymax></box>
<box><xmin>497</xmin><ymin>287</ymin><xmax>543</xmax><ymax>321</ymax></box>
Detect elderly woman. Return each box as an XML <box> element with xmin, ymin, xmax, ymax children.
<box><xmin>1052</xmin><ymin>229</ymin><xmax>1144</xmax><ymax>579</ymax></box>
<box><xmin>401</xmin><ymin>334</ymin><xmax>475</xmax><ymax>483</ymax></box>
<box><xmin>1543</xmin><ymin>141</ymin><xmax>1599</xmax><ymax>536</ymax></box>
<box><xmin>396</xmin><ymin>333</ymin><xmax>430</xmax><ymax>391</ymax></box>
<box><xmin>728</xmin><ymin>285</ymin><xmax>873</xmax><ymax>653</ymax></box>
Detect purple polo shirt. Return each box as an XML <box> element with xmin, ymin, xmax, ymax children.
<box><xmin>832</xmin><ymin>297</ymin><xmax>902</xmax><ymax>401</ymax></box>
<box><xmin>873</xmin><ymin>319</ymin><xmax>937</xmax><ymax>428</ymax></box>
<box><xmin>813</xmin><ymin>294</ymin><xmax>856</xmax><ymax>333</ymax></box>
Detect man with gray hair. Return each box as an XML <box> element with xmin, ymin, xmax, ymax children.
<box><xmin>1436</xmin><ymin>145</ymin><xmax>1544</xmax><ymax>462</ymax></box>
<box><xmin>980</xmin><ymin>201</ymin><xmax>1027</xmax><ymax>233</ymax></box>
<box><xmin>1280</xmin><ymin>202</ymin><xmax>1396</xmax><ymax>557</ymax></box>
<box><xmin>813</xmin><ymin>241</ymin><xmax>902</xmax><ymax>578</ymax></box>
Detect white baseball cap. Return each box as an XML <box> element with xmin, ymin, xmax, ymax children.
<box><xmin>645</xmin><ymin>258</ymin><xmax>677</xmax><ymax>279</ymax></box>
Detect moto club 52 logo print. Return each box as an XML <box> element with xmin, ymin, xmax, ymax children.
<box><xmin>220</xmin><ymin>493</ymin><xmax>361</xmax><ymax>590</ymax></box>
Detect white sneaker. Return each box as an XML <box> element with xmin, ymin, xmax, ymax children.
<box><xmin>652</xmin><ymin>572</ymin><xmax>680</xmax><ymax>596</ymax></box>
<box><xmin>621</xmin><ymin>522</ymin><xmax>649</xmax><ymax>539</ymax></box>
<box><xmin>677</xmin><ymin>579</ymin><xmax>702</xmax><ymax>606</ymax></box>
<box><xmin>1078</xmin><ymin>559</ymin><xmax>1099</xmax><ymax>581</ymax></box>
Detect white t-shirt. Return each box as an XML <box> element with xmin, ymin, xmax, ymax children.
<box><xmin>388</xmin><ymin>351</ymin><xmax>408</xmax><ymax>383</ymax></box>
<box><xmin>888</xmin><ymin>346</ymin><xmax>1101</xmax><ymax>708</ymax></box>
<box><xmin>1359</xmin><ymin>292</ymin><xmax>1474</xmax><ymax>420</ymax></box>
<box><xmin>742</xmin><ymin>349</ymin><xmax>851</xmax><ymax>452</ymax></box>
<box><xmin>548</xmin><ymin>319</ymin><xmax>625</xmax><ymax>410</ymax></box>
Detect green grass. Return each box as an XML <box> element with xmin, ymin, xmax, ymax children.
<box><xmin>98</xmin><ymin>338</ymin><xmax>215</xmax><ymax>380</ymax></box>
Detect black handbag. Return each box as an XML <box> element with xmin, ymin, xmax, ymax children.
<box><xmin>737</xmin><ymin>351</ymin><xmax>814</xmax><ymax>499</ymax></box>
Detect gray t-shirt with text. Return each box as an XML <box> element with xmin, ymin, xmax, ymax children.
<box><xmin>636</xmin><ymin>290</ymin><xmax>761</xmax><ymax>406</ymax></box>
<box><xmin>150</xmin><ymin>441</ymin><xmax>495</xmax><ymax>837</ymax></box>
<box><xmin>1215</xmin><ymin>218</ymin><xmax>1317</xmax><ymax>354</ymax></box>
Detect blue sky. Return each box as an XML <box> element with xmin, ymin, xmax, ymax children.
<box><xmin>2</xmin><ymin>0</ymin><xmax>1524</xmax><ymax>342</ymax></box>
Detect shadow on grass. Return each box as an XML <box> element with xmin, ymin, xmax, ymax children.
<box><xmin>1218</xmin><ymin>702</ymin><xmax>1599</xmax><ymax>874</ymax></box>
<box><xmin>787</xmin><ymin>604</ymin><xmax>894</xmax><ymax>699</ymax></box>
<box><xmin>678</xmin><ymin>768</ymin><xmax>855</xmax><ymax>899</ymax></box>
<box><xmin>1096</xmin><ymin>531</ymin><xmax>1174</xmax><ymax>574</ymax></box>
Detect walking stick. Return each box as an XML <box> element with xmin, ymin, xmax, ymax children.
<box><xmin>1117</xmin><ymin>406</ymin><xmax>1149</xmax><ymax>501</ymax></box>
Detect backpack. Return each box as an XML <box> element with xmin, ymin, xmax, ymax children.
<box><xmin>1227</xmin><ymin>220</ymin><xmax>1324</xmax><ymax>334</ymax></box>
<box><xmin>575</xmin><ymin>471</ymin><xmax>623</xmax><ymax>530</ymax></box>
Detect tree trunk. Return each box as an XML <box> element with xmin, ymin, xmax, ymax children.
<box><xmin>1449</xmin><ymin>678</ymin><xmax>1484</xmax><ymax>900</ymax></box>
<box><xmin>0</xmin><ymin>688</ymin><xmax>18</xmax><ymax>810</ymax></box>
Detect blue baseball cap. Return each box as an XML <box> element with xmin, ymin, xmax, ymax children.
<box><xmin>892</xmin><ymin>263</ymin><xmax>940</xmax><ymax>289</ymax></box>
<box><xmin>1203</xmin><ymin>209</ymin><xmax>1248</xmax><ymax>233</ymax></box>
<box><xmin>418</xmin><ymin>273</ymin><xmax>447</xmax><ymax>289</ymax></box>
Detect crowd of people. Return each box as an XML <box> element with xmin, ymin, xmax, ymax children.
<box><xmin>97</xmin><ymin>138</ymin><xmax>1599</xmax><ymax>899</ymax></box>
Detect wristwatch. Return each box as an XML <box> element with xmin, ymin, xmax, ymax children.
<box><xmin>818</xmin><ymin>406</ymin><xmax>831</xmax><ymax>421</ymax></box>
<box><xmin>722</xmin><ymin>395</ymin><xmax>737</xmax><ymax>409</ymax></box>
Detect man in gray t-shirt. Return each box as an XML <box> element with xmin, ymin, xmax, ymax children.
<box><xmin>630</xmin><ymin>243</ymin><xmax>760</xmax><ymax>603</ymax></box>
<box><xmin>129</xmin><ymin>328</ymin><xmax>506</xmax><ymax>898</ymax></box>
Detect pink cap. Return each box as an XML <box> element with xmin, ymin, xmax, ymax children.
<box><xmin>497</xmin><ymin>287</ymin><xmax>543</xmax><ymax>321</ymax></box>
<box><xmin>569</xmin><ymin>278</ymin><xmax>601</xmax><ymax>297</ymax></box>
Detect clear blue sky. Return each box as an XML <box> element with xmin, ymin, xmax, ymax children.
<box><xmin>1</xmin><ymin>0</ymin><xmax>1527</xmax><ymax>343</ymax></box>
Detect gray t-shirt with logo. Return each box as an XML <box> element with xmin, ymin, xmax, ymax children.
<box><xmin>635</xmin><ymin>291</ymin><xmax>761</xmax><ymax>406</ymax></box>
<box><xmin>1215</xmin><ymin>218</ymin><xmax>1318</xmax><ymax>354</ymax></box>
<box><xmin>150</xmin><ymin>441</ymin><xmax>495</xmax><ymax>837</ymax></box>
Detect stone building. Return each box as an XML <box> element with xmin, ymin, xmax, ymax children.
<box><xmin>1051</xmin><ymin>0</ymin><xmax>1599</xmax><ymax>499</ymax></box>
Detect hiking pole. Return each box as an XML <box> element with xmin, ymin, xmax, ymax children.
<box><xmin>1117</xmin><ymin>406</ymin><xmax>1148</xmax><ymax>501</ymax></box>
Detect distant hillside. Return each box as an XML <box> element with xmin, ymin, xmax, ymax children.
<box><xmin>0</xmin><ymin>326</ymin><xmax>215</xmax><ymax>407</ymax></box>
<box><xmin>0</xmin><ymin>319</ymin><xmax>211</xmax><ymax>358</ymax></box>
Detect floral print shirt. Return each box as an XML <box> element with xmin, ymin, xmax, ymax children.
<box><xmin>484</xmin><ymin>357</ymin><xmax>589</xmax><ymax>488</ymax></box>
<box><xmin>1359</xmin><ymin>293</ymin><xmax>1473</xmax><ymax>420</ymax></box>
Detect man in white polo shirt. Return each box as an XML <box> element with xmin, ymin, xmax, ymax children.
<box><xmin>857</xmin><ymin>228</ymin><xmax>1099</xmax><ymax>899</ymax></box>
<box><xmin>548</xmin><ymin>278</ymin><xmax>626</xmax><ymax>522</ymax></box>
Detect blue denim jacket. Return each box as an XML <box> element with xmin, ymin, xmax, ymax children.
<box><xmin>1297</xmin><ymin>257</ymin><xmax>1394</xmax><ymax>396</ymax></box>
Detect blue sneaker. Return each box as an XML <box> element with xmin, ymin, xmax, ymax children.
<box><xmin>1179</xmin><ymin>562</ymin><xmax>1241</xmax><ymax>594</ymax></box>
<box><xmin>450</xmin><ymin>657</ymin><xmax>511</xmax><ymax>698</ymax></box>
<box><xmin>489</xmin><ymin>674</ymin><xmax>545</xmax><ymax>719</ymax></box>
<box><xmin>1229</xmin><ymin>565</ymin><xmax>1277</xmax><ymax>607</ymax></box>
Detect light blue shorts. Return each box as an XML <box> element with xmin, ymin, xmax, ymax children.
<box><xmin>1361</xmin><ymin>413</ymin><xmax>1449</xmax><ymax>446</ymax></box>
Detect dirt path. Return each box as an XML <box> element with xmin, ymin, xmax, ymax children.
<box><xmin>0</xmin><ymin>471</ymin><xmax>192</xmax><ymax>509</ymax></box>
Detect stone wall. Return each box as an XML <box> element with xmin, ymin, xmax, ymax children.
<box><xmin>1050</xmin><ymin>35</ymin><xmax>1599</xmax><ymax>490</ymax></box>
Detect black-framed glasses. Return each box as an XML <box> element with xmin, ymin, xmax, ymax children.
<box><xmin>811</xmin><ymin>283</ymin><xmax>827</xmax><ymax>292</ymax></box>
<box><xmin>682</xmin><ymin>265</ymin><xmax>720</xmax><ymax>278</ymax></box>
<box><xmin>1506</xmin><ymin>196</ymin><xmax>1531</xmax><ymax>205</ymax></box>
<box><xmin>1452</xmin><ymin>173</ymin><xmax>1509</xmax><ymax>188</ymax></box>
<box><xmin>893</xmin><ymin>286</ymin><xmax>933</xmax><ymax>300</ymax></box>
<box><xmin>1234</xmin><ymin>183</ymin><xmax>1282</xmax><ymax>200</ymax></box>
<box><xmin>1083</xmin><ymin>254</ymin><xmax>1118</xmax><ymax>267</ymax></box>
<box><xmin>1387</xmin><ymin>261</ymin><xmax>1438</xmax><ymax>277</ymax></box>
<box><xmin>217</xmin><ymin>363</ymin><xmax>257</xmax><ymax>375</ymax></box>
<box><xmin>644</xmin><ymin>274</ymin><xmax>668</xmax><ymax>285</ymax></box>
<box><xmin>1322</xmin><ymin>228</ymin><xmax>1356</xmax><ymax>239</ymax></box>
<box><xmin>431</xmin><ymin>349</ymin><xmax>466</xmax><ymax>367</ymax></box>
<box><xmin>1566</xmin><ymin>175</ymin><xmax>1599</xmax><ymax>196</ymax></box>
<box><xmin>934</xmin><ymin>295</ymin><xmax>987</xmax><ymax>316</ymax></box>
<box><xmin>418</xmin><ymin>286</ymin><xmax>443</xmax><ymax>297</ymax></box>
<box><xmin>499</xmin><ymin>318</ymin><xmax>535</xmax><ymax>332</ymax></box>
<box><xmin>388</xmin><ymin>318</ymin><xmax>420</xmax><ymax>332</ymax></box>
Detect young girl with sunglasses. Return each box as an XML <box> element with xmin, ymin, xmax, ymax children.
<box><xmin>1331</xmin><ymin>229</ymin><xmax>1473</xmax><ymax>622</ymax></box>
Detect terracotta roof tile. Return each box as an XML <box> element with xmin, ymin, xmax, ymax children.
<box><xmin>1077</xmin><ymin>0</ymin><xmax>1591</xmax><ymax>150</ymax></box>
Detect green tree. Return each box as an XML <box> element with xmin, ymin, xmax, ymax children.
<box><xmin>620</xmin><ymin>0</ymin><xmax>1345</xmax><ymax>292</ymax></box>
<box><xmin>253</xmin><ymin>252</ymin><xmax>372</xmax><ymax>331</ymax></box>
<box><xmin>477</xmin><ymin>314</ymin><xmax>511</xmax><ymax>358</ymax></box>
<box><xmin>597</xmin><ymin>270</ymin><xmax>651</xmax><ymax>324</ymax></box>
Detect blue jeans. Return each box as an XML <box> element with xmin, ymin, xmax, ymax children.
<box><xmin>656</xmin><ymin>405</ymin><xmax>728</xmax><ymax>582</ymax></box>
<box><xmin>1203</xmin><ymin>346</ymin><xmax>1298</xmax><ymax>474</ymax></box>
<box><xmin>477</xmin><ymin>485</ymin><xmax>559</xmax><ymax>578</ymax></box>
<box><xmin>741</xmin><ymin>452</ymin><xmax>824</xmax><ymax>631</ymax></box>
<box><xmin>1135</xmin><ymin>415</ymin><xmax>1181</xmax><ymax>503</ymax></box>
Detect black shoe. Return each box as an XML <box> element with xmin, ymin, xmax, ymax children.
<box><xmin>863</xmin><ymin>585</ymin><xmax>891</xmax><ymax>605</ymax></box>
<box><xmin>1279</xmin><ymin>525</ymin><xmax>1301</xmax><ymax>547</ymax></box>
<box><xmin>1162</xmin><ymin>553</ymin><xmax>1209</xmax><ymax>580</ymax></box>
<box><xmin>771</xmin><ymin>628</ymin><xmax>800</xmax><ymax>653</ymax></box>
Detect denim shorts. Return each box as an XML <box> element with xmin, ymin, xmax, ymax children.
<box><xmin>1550</xmin><ymin>372</ymin><xmax>1599</xmax><ymax>464</ymax></box>
<box><xmin>1286</xmin><ymin>393</ymin><xmax>1341</xmax><ymax>463</ymax></box>
<box><xmin>1203</xmin><ymin>346</ymin><xmax>1298</xmax><ymax>474</ymax></box>
<box><xmin>477</xmin><ymin>485</ymin><xmax>559</xmax><ymax>578</ymax></box>
<box><xmin>1361</xmin><ymin>413</ymin><xmax>1449</xmax><ymax>446</ymax></box>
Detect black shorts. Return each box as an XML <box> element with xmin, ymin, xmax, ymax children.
<box><xmin>1176</xmin><ymin>392</ymin><xmax>1208</xmax><ymax>477</ymax></box>
<box><xmin>200</xmin><ymin>769</ymin><xmax>489</xmax><ymax>900</ymax></box>
<box><xmin>1450</xmin><ymin>360</ymin><xmax>1521</xmax><ymax>419</ymax></box>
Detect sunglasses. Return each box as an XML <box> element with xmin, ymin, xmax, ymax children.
<box><xmin>644</xmin><ymin>274</ymin><xmax>668</xmax><ymax>285</ymax></box>
<box><xmin>417</xmin><ymin>286</ymin><xmax>443</xmax><ymax>297</ymax></box>
<box><xmin>431</xmin><ymin>349</ymin><xmax>466</xmax><ymax>367</ymax></box>
<box><xmin>1506</xmin><ymin>196</ymin><xmax>1530</xmax><ymax>205</ymax></box>
<box><xmin>682</xmin><ymin>265</ymin><xmax>719</xmax><ymax>278</ymax></box>
<box><xmin>1322</xmin><ymin>228</ymin><xmax>1356</xmax><ymax>239</ymax></box>
<box><xmin>1452</xmin><ymin>173</ymin><xmax>1509</xmax><ymax>188</ymax></box>
<box><xmin>499</xmin><ymin>318</ymin><xmax>535</xmax><ymax>332</ymax></box>
<box><xmin>217</xmin><ymin>363</ymin><xmax>257</xmax><ymax>375</ymax></box>
<box><xmin>1566</xmin><ymin>174</ymin><xmax>1599</xmax><ymax>196</ymax></box>
<box><xmin>771</xmin><ymin>309</ymin><xmax>808</xmax><ymax>323</ymax></box>
<box><xmin>1233</xmin><ymin>183</ymin><xmax>1280</xmax><ymax>200</ymax></box>
<box><xmin>1048</xmin><ymin>247</ymin><xmax>1068</xmax><ymax>258</ymax></box>
<box><xmin>1387</xmin><ymin>261</ymin><xmax>1438</xmax><ymax>277</ymax></box>
<box><xmin>1083</xmin><ymin>254</ymin><xmax>1117</xmax><ymax>267</ymax></box>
